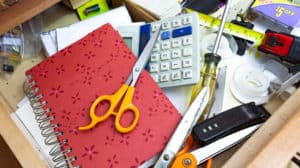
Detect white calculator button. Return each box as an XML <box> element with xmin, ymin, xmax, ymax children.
<box><xmin>160</xmin><ymin>62</ymin><xmax>170</xmax><ymax>71</ymax></box>
<box><xmin>171</xmin><ymin>49</ymin><xmax>181</xmax><ymax>58</ymax></box>
<box><xmin>182</xmin><ymin>59</ymin><xmax>192</xmax><ymax>68</ymax></box>
<box><xmin>153</xmin><ymin>43</ymin><xmax>160</xmax><ymax>52</ymax></box>
<box><xmin>172</xmin><ymin>19</ymin><xmax>181</xmax><ymax>27</ymax></box>
<box><xmin>150</xmin><ymin>53</ymin><xmax>160</xmax><ymax>62</ymax></box>
<box><xmin>182</xmin><ymin>36</ymin><xmax>193</xmax><ymax>46</ymax></box>
<box><xmin>183</xmin><ymin>69</ymin><xmax>193</xmax><ymax>79</ymax></box>
<box><xmin>152</xmin><ymin>24</ymin><xmax>160</xmax><ymax>32</ymax></box>
<box><xmin>160</xmin><ymin>73</ymin><xmax>170</xmax><ymax>82</ymax></box>
<box><xmin>151</xmin><ymin>74</ymin><xmax>159</xmax><ymax>82</ymax></box>
<box><xmin>171</xmin><ymin>60</ymin><xmax>181</xmax><ymax>69</ymax></box>
<box><xmin>149</xmin><ymin>64</ymin><xmax>159</xmax><ymax>72</ymax></box>
<box><xmin>171</xmin><ymin>71</ymin><xmax>181</xmax><ymax>81</ymax></box>
<box><xmin>162</xmin><ymin>22</ymin><xmax>171</xmax><ymax>30</ymax></box>
<box><xmin>161</xmin><ymin>41</ymin><xmax>171</xmax><ymax>50</ymax></box>
<box><xmin>183</xmin><ymin>16</ymin><xmax>192</xmax><ymax>25</ymax></box>
<box><xmin>183</xmin><ymin>47</ymin><xmax>192</xmax><ymax>56</ymax></box>
<box><xmin>161</xmin><ymin>51</ymin><xmax>171</xmax><ymax>60</ymax></box>
<box><xmin>171</xmin><ymin>39</ymin><xmax>181</xmax><ymax>48</ymax></box>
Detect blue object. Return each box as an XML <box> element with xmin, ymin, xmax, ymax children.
<box><xmin>161</xmin><ymin>31</ymin><xmax>170</xmax><ymax>40</ymax></box>
<box><xmin>139</xmin><ymin>24</ymin><xmax>151</xmax><ymax>55</ymax></box>
<box><xmin>172</xmin><ymin>26</ymin><xmax>192</xmax><ymax>38</ymax></box>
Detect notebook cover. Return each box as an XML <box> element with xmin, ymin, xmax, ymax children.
<box><xmin>26</xmin><ymin>23</ymin><xmax>181</xmax><ymax>168</ymax></box>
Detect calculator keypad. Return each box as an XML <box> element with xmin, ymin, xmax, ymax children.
<box><xmin>149</xmin><ymin>13</ymin><xmax>201</xmax><ymax>88</ymax></box>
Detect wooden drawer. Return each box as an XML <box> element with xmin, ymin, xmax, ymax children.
<box><xmin>0</xmin><ymin>0</ymin><xmax>60</xmax><ymax>35</ymax></box>
<box><xmin>0</xmin><ymin>2</ymin><xmax>300</xmax><ymax>168</ymax></box>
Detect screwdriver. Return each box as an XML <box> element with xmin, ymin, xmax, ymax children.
<box><xmin>189</xmin><ymin>0</ymin><xmax>232</xmax><ymax>122</ymax></box>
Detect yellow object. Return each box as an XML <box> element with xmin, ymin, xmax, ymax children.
<box><xmin>76</xmin><ymin>0</ymin><xmax>109</xmax><ymax>20</ymax></box>
<box><xmin>78</xmin><ymin>84</ymin><xmax>139</xmax><ymax>133</ymax></box>
<box><xmin>185</xmin><ymin>8</ymin><xmax>265</xmax><ymax>46</ymax></box>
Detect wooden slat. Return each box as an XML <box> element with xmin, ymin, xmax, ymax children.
<box><xmin>0</xmin><ymin>98</ymin><xmax>47</xmax><ymax>168</ymax></box>
<box><xmin>223</xmin><ymin>88</ymin><xmax>300</xmax><ymax>168</ymax></box>
<box><xmin>247</xmin><ymin>111</ymin><xmax>300</xmax><ymax>168</ymax></box>
<box><xmin>0</xmin><ymin>0</ymin><xmax>60</xmax><ymax>35</ymax></box>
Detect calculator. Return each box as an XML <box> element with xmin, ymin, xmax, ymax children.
<box><xmin>143</xmin><ymin>13</ymin><xmax>201</xmax><ymax>88</ymax></box>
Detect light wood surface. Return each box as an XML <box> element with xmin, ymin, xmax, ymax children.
<box><xmin>247</xmin><ymin>111</ymin><xmax>300</xmax><ymax>168</ymax></box>
<box><xmin>0</xmin><ymin>96</ymin><xmax>47</xmax><ymax>168</ymax></box>
<box><xmin>224</xmin><ymin>88</ymin><xmax>300</xmax><ymax>168</ymax></box>
<box><xmin>0</xmin><ymin>0</ymin><xmax>60</xmax><ymax>35</ymax></box>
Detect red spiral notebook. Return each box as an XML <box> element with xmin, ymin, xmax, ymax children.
<box><xmin>25</xmin><ymin>23</ymin><xmax>181</xmax><ymax>168</ymax></box>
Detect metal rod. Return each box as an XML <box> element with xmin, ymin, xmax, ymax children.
<box><xmin>212</xmin><ymin>0</ymin><xmax>232</xmax><ymax>54</ymax></box>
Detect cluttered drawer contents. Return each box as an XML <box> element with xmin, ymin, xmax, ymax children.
<box><xmin>4</xmin><ymin>0</ymin><xmax>300</xmax><ymax>168</ymax></box>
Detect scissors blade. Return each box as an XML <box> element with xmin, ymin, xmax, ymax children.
<box><xmin>129</xmin><ymin>25</ymin><xmax>161</xmax><ymax>86</ymax></box>
<box><xmin>154</xmin><ymin>87</ymin><xmax>210</xmax><ymax>168</ymax></box>
<box><xmin>191</xmin><ymin>124</ymin><xmax>261</xmax><ymax>165</ymax></box>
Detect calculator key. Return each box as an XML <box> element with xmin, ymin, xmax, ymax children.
<box><xmin>171</xmin><ymin>71</ymin><xmax>181</xmax><ymax>80</ymax></box>
<box><xmin>160</xmin><ymin>62</ymin><xmax>170</xmax><ymax>71</ymax></box>
<box><xmin>171</xmin><ymin>49</ymin><xmax>181</xmax><ymax>58</ymax></box>
<box><xmin>150</xmin><ymin>53</ymin><xmax>160</xmax><ymax>62</ymax></box>
<box><xmin>183</xmin><ymin>47</ymin><xmax>192</xmax><ymax>56</ymax></box>
<box><xmin>182</xmin><ymin>59</ymin><xmax>192</xmax><ymax>68</ymax></box>
<box><xmin>171</xmin><ymin>60</ymin><xmax>181</xmax><ymax>69</ymax></box>
<box><xmin>152</xmin><ymin>24</ymin><xmax>160</xmax><ymax>32</ymax></box>
<box><xmin>182</xmin><ymin>36</ymin><xmax>192</xmax><ymax>46</ymax></box>
<box><xmin>183</xmin><ymin>69</ymin><xmax>193</xmax><ymax>79</ymax></box>
<box><xmin>149</xmin><ymin>64</ymin><xmax>159</xmax><ymax>72</ymax></box>
<box><xmin>160</xmin><ymin>73</ymin><xmax>170</xmax><ymax>82</ymax></box>
<box><xmin>172</xmin><ymin>19</ymin><xmax>181</xmax><ymax>27</ymax></box>
<box><xmin>151</xmin><ymin>74</ymin><xmax>159</xmax><ymax>82</ymax></box>
<box><xmin>161</xmin><ymin>41</ymin><xmax>171</xmax><ymax>50</ymax></box>
<box><xmin>183</xmin><ymin>16</ymin><xmax>192</xmax><ymax>25</ymax></box>
<box><xmin>171</xmin><ymin>39</ymin><xmax>181</xmax><ymax>48</ymax></box>
<box><xmin>172</xmin><ymin>26</ymin><xmax>192</xmax><ymax>38</ymax></box>
<box><xmin>161</xmin><ymin>31</ymin><xmax>170</xmax><ymax>40</ymax></box>
<box><xmin>153</xmin><ymin>43</ymin><xmax>160</xmax><ymax>52</ymax></box>
<box><xmin>162</xmin><ymin>22</ymin><xmax>171</xmax><ymax>30</ymax></box>
<box><xmin>161</xmin><ymin>51</ymin><xmax>171</xmax><ymax>60</ymax></box>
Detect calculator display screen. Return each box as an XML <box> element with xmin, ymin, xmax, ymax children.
<box><xmin>123</xmin><ymin>37</ymin><xmax>133</xmax><ymax>50</ymax></box>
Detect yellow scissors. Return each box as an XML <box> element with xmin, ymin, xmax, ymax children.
<box><xmin>78</xmin><ymin>25</ymin><xmax>161</xmax><ymax>133</ymax></box>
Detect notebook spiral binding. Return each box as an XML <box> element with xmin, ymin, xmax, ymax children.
<box><xmin>23</xmin><ymin>77</ymin><xmax>81</xmax><ymax>168</ymax></box>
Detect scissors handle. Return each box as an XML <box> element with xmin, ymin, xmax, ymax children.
<box><xmin>78</xmin><ymin>84</ymin><xmax>139</xmax><ymax>133</ymax></box>
<box><xmin>115</xmin><ymin>86</ymin><xmax>139</xmax><ymax>133</ymax></box>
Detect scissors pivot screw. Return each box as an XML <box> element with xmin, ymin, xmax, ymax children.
<box><xmin>183</xmin><ymin>158</ymin><xmax>192</xmax><ymax>166</ymax></box>
<box><xmin>163</xmin><ymin>154</ymin><xmax>170</xmax><ymax>161</ymax></box>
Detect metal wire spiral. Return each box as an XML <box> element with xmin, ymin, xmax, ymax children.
<box><xmin>23</xmin><ymin>78</ymin><xmax>81</xmax><ymax>168</ymax></box>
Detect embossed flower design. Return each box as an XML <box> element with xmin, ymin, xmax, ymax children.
<box><xmin>56</xmin><ymin>64</ymin><xmax>65</xmax><ymax>75</ymax></box>
<box><xmin>163</xmin><ymin>104</ymin><xmax>174</xmax><ymax>115</ymax></box>
<box><xmin>94</xmin><ymin>39</ymin><xmax>103</xmax><ymax>48</ymax></box>
<box><xmin>107</xmin><ymin>154</ymin><xmax>119</xmax><ymax>168</ymax></box>
<box><xmin>153</xmin><ymin>90</ymin><xmax>163</xmax><ymax>100</ymax></box>
<box><xmin>142</xmin><ymin>129</ymin><xmax>154</xmax><ymax>142</ymax></box>
<box><xmin>84</xmin><ymin>51</ymin><xmax>96</xmax><ymax>60</ymax></box>
<box><xmin>69</xmin><ymin>127</ymin><xmax>78</xmax><ymax>135</ymax></box>
<box><xmin>75</xmin><ymin>64</ymin><xmax>86</xmax><ymax>73</ymax></box>
<box><xmin>105</xmin><ymin>135</ymin><xmax>115</xmax><ymax>146</ymax></box>
<box><xmin>81</xmin><ymin>145</ymin><xmax>99</xmax><ymax>160</ymax></box>
<box><xmin>61</xmin><ymin>109</ymin><xmax>71</xmax><ymax>120</ymax></box>
<box><xmin>104</xmin><ymin>71</ymin><xmax>113</xmax><ymax>82</ymax></box>
<box><xmin>79</xmin><ymin>39</ymin><xmax>88</xmax><ymax>46</ymax></box>
<box><xmin>39</xmin><ymin>70</ymin><xmax>48</xmax><ymax>78</ymax></box>
<box><xmin>71</xmin><ymin>92</ymin><xmax>81</xmax><ymax>104</ymax></box>
<box><xmin>147</xmin><ymin>107</ymin><xmax>157</xmax><ymax>117</ymax></box>
<box><xmin>119</xmin><ymin>135</ymin><xmax>130</xmax><ymax>145</ymax></box>
<box><xmin>83</xmin><ymin>75</ymin><xmax>92</xmax><ymax>85</ymax></box>
<box><xmin>61</xmin><ymin>47</ymin><xmax>72</xmax><ymax>56</ymax></box>
<box><xmin>49</xmin><ymin>85</ymin><xmax>64</xmax><ymax>98</ymax></box>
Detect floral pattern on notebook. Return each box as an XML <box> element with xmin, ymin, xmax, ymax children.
<box><xmin>26</xmin><ymin>23</ymin><xmax>181</xmax><ymax>168</ymax></box>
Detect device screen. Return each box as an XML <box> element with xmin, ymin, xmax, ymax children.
<box><xmin>123</xmin><ymin>37</ymin><xmax>133</xmax><ymax>50</ymax></box>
